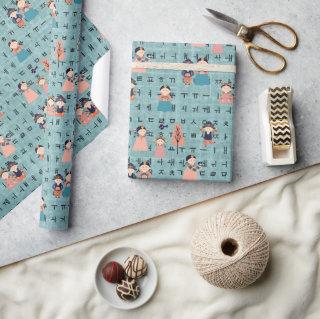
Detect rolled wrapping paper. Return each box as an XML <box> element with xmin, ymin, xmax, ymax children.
<box><xmin>191</xmin><ymin>211</ymin><xmax>270</xmax><ymax>289</ymax></box>
<box><xmin>39</xmin><ymin>0</ymin><xmax>82</xmax><ymax>230</ymax></box>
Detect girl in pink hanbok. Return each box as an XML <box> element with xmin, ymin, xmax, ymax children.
<box><xmin>154</xmin><ymin>135</ymin><xmax>166</xmax><ymax>158</ymax></box>
<box><xmin>62</xmin><ymin>139</ymin><xmax>73</xmax><ymax>163</ymax></box>
<box><xmin>219</xmin><ymin>83</ymin><xmax>234</xmax><ymax>104</ymax></box>
<box><xmin>132</xmin><ymin>126</ymin><xmax>148</xmax><ymax>152</ymax></box>
<box><xmin>182</xmin><ymin>155</ymin><xmax>200</xmax><ymax>181</ymax></box>
<box><xmin>62</xmin><ymin>67</ymin><xmax>75</xmax><ymax>92</ymax></box>
<box><xmin>0</xmin><ymin>135</ymin><xmax>16</xmax><ymax>158</ymax></box>
<box><xmin>18</xmin><ymin>81</ymin><xmax>38</xmax><ymax>104</ymax></box>
<box><xmin>37</xmin><ymin>77</ymin><xmax>48</xmax><ymax>93</ymax></box>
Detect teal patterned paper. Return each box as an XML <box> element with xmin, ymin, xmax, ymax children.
<box><xmin>128</xmin><ymin>42</ymin><xmax>236</xmax><ymax>182</ymax></box>
<box><xmin>0</xmin><ymin>0</ymin><xmax>110</xmax><ymax>226</ymax></box>
<box><xmin>39</xmin><ymin>0</ymin><xmax>82</xmax><ymax>230</ymax></box>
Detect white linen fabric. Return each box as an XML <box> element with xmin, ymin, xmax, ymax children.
<box><xmin>0</xmin><ymin>165</ymin><xmax>320</xmax><ymax>319</ymax></box>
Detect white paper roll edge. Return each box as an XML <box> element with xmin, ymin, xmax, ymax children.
<box><xmin>90</xmin><ymin>50</ymin><xmax>111</xmax><ymax>120</ymax></box>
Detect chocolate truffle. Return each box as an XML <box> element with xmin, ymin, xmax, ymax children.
<box><xmin>116</xmin><ymin>278</ymin><xmax>140</xmax><ymax>301</ymax></box>
<box><xmin>124</xmin><ymin>254</ymin><xmax>148</xmax><ymax>279</ymax></box>
<box><xmin>102</xmin><ymin>261</ymin><xmax>125</xmax><ymax>284</ymax></box>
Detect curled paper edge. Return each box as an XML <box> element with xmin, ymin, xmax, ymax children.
<box><xmin>90</xmin><ymin>50</ymin><xmax>111</xmax><ymax>119</ymax></box>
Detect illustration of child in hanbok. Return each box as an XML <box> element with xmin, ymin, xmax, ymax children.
<box><xmin>37</xmin><ymin>77</ymin><xmax>48</xmax><ymax>93</ymax></box>
<box><xmin>78</xmin><ymin>72</ymin><xmax>90</xmax><ymax>94</ymax></box>
<box><xmin>48</xmin><ymin>1</ymin><xmax>57</xmax><ymax>16</ymax></box>
<box><xmin>182</xmin><ymin>155</ymin><xmax>200</xmax><ymax>181</ymax></box>
<box><xmin>157</xmin><ymin>85</ymin><xmax>173</xmax><ymax>112</ymax></box>
<box><xmin>52</xmin><ymin>174</ymin><xmax>64</xmax><ymax>198</ymax></box>
<box><xmin>62</xmin><ymin>68</ymin><xmax>75</xmax><ymax>92</ymax></box>
<box><xmin>76</xmin><ymin>98</ymin><xmax>99</xmax><ymax>124</ymax></box>
<box><xmin>8</xmin><ymin>40</ymin><xmax>30</xmax><ymax>63</ymax></box>
<box><xmin>48</xmin><ymin>0</ymin><xmax>58</xmax><ymax>27</ymax></box>
<box><xmin>154</xmin><ymin>135</ymin><xmax>166</xmax><ymax>158</ymax></box>
<box><xmin>40</xmin><ymin>197</ymin><xmax>46</xmax><ymax>222</ymax></box>
<box><xmin>18</xmin><ymin>81</ymin><xmax>39</xmax><ymax>104</ymax></box>
<box><xmin>134</xmin><ymin>47</ymin><xmax>149</xmax><ymax>62</ymax></box>
<box><xmin>6</xmin><ymin>161</ymin><xmax>26</xmax><ymax>187</ymax></box>
<box><xmin>128</xmin><ymin>163</ymin><xmax>137</xmax><ymax>179</ymax></box>
<box><xmin>0</xmin><ymin>135</ymin><xmax>16</xmax><ymax>158</ymax></box>
<box><xmin>55</xmin><ymin>95</ymin><xmax>66</xmax><ymax>116</ymax></box>
<box><xmin>193</xmin><ymin>57</ymin><xmax>210</xmax><ymax>86</ymax></box>
<box><xmin>62</xmin><ymin>170</ymin><xmax>72</xmax><ymax>198</ymax></box>
<box><xmin>200</xmin><ymin>121</ymin><xmax>217</xmax><ymax>147</ymax></box>
<box><xmin>130</xmin><ymin>78</ymin><xmax>137</xmax><ymax>101</ymax></box>
<box><xmin>7</xmin><ymin>8</ymin><xmax>25</xmax><ymax>28</ymax></box>
<box><xmin>137</xmin><ymin>161</ymin><xmax>152</xmax><ymax>179</ymax></box>
<box><xmin>133</xmin><ymin>47</ymin><xmax>149</xmax><ymax>73</ymax></box>
<box><xmin>219</xmin><ymin>83</ymin><xmax>234</xmax><ymax>104</ymax></box>
<box><xmin>34</xmin><ymin>114</ymin><xmax>46</xmax><ymax>130</ymax></box>
<box><xmin>132</xmin><ymin>126</ymin><xmax>148</xmax><ymax>152</ymax></box>
<box><xmin>35</xmin><ymin>145</ymin><xmax>45</xmax><ymax>160</ymax></box>
<box><xmin>1</xmin><ymin>170</ymin><xmax>16</xmax><ymax>189</ymax></box>
<box><xmin>181</xmin><ymin>59</ymin><xmax>194</xmax><ymax>85</ymax></box>
<box><xmin>62</xmin><ymin>139</ymin><xmax>73</xmax><ymax>163</ymax></box>
<box><xmin>44</xmin><ymin>96</ymin><xmax>56</xmax><ymax>116</ymax></box>
<box><xmin>17</xmin><ymin>0</ymin><xmax>39</xmax><ymax>22</ymax></box>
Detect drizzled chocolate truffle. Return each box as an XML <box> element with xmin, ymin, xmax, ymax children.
<box><xmin>124</xmin><ymin>254</ymin><xmax>148</xmax><ymax>279</ymax></box>
<box><xmin>102</xmin><ymin>261</ymin><xmax>125</xmax><ymax>284</ymax></box>
<box><xmin>116</xmin><ymin>278</ymin><xmax>140</xmax><ymax>301</ymax></box>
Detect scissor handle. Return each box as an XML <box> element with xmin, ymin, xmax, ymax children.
<box><xmin>244</xmin><ymin>42</ymin><xmax>287</xmax><ymax>74</ymax></box>
<box><xmin>249</xmin><ymin>21</ymin><xmax>299</xmax><ymax>50</ymax></box>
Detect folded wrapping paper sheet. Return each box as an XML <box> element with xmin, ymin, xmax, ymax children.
<box><xmin>39</xmin><ymin>0</ymin><xmax>82</xmax><ymax>230</ymax></box>
<box><xmin>0</xmin><ymin>0</ymin><xmax>110</xmax><ymax>226</ymax></box>
<box><xmin>128</xmin><ymin>42</ymin><xmax>236</xmax><ymax>182</ymax></box>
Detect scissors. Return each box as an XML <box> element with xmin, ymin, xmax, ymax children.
<box><xmin>205</xmin><ymin>9</ymin><xmax>298</xmax><ymax>74</ymax></box>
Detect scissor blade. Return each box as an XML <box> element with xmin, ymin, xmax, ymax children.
<box><xmin>205</xmin><ymin>8</ymin><xmax>240</xmax><ymax>34</ymax></box>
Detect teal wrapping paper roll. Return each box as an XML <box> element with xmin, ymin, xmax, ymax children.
<box><xmin>39</xmin><ymin>0</ymin><xmax>82</xmax><ymax>230</ymax></box>
<box><xmin>0</xmin><ymin>1</ymin><xmax>110</xmax><ymax>225</ymax></box>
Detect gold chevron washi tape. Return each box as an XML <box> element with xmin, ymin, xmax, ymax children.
<box><xmin>268</xmin><ymin>86</ymin><xmax>291</xmax><ymax>151</ymax></box>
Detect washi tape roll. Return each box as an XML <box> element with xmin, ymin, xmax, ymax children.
<box><xmin>269</xmin><ymin>87</ymin><xmax>291</xmax><ymax>151</ymax></box>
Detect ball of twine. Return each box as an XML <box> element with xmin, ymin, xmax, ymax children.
<box><xmin>191</xmin><ymin>211</ymin><xmax>269</xmax><ymax>289</ymax></box>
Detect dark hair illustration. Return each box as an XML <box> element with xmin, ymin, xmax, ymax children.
<box><xmin>128</xmin><ymin>163</ymin><xmax>136</xmax><ymax>170</ymax></box>
<box><xmin>79</xmin><ymin>97</ymin><xmax>90</xmax><ymax>107</ymax></box>
<box><xmin>35</xmin><ymin>145</ymin><xmax>43</xmax><ymax>152</ymax></box>
<box><xmin>65</xmin><ymin>170</ymin><xmax>71</xmax><ymax>177</ymax></box>
<box><xmin>221</xmin><ymin>82</ymin><xmax>233</xmax><ymax>89</ymax></box>
<box><xmin>53</xmin><ymin>174</ymin><xmax>63</xmax><ymax>180</ymax></box>
<box><xmin>136</xmin><ymin>126</ymin><xmax>146</xmax><ymax>133</ymax></box>
<box><xmin>139</xmin><ymin>161</ymin><xmax>151</xmax><ymax>167</ymax></box>
<box><xmin>66</xmin><ymin>67</ymin><xmax>73</xmax><ymax>74</ymax></box>
<box><xmin>186</xmin><ymin>155</ymin><xmax>196</xmax><ymax>162</ymax></box>
<box><xmin>202</xmin><ymin>121</ymin><xmax>215</xmax><ymax>129</ymax></box>
<box><xmin>18</xmin><ymin>81</ymin><xmax>26</xmax><ymax>90</ymax></box>
<box><xmin>135</xmin><ymin>47</ymin><xmax>145</xmax><ymax>53</ymax></box>
<box><xmin>8</xmin><ymin>39</ymin><xmax>22</xmax><ymax>47</ymax></box>
<box><xmin>6</xmin><ymin>161</ymin><xmax>17</xmax><ymax>169</ymax></box>
<box><xmin>160</xmin><ymin>85</ymin><xmax>171</xmax><ymax>91</ymax></box>
<box><xmin>7</xmin><ymin>8</ymin><xmax>17</xmax><ymax>17</ymax></box>
<box><xmin>197</xmin><ymin>57</ymin><xmax>208</xmax><ymax>63</ymax></box>
<box><xmin>34</xmin><ymin>114</ymin><xmax>44</xmax><ymax>122</ymax></box>
<box><xmin>64</xmin><ymin>139</ymin><xmax>72</xmax><ymax>149</ymax></box>
<box><xmin>56</xmin><ymin>94</ymin><xmax>66</xmax><ymax>103</ymax></box>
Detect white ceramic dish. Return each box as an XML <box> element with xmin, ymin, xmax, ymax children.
<box><xmin>95</xmin><ymin>247</ymin><xmax>158</xmax><ymax>310</ymax></box>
